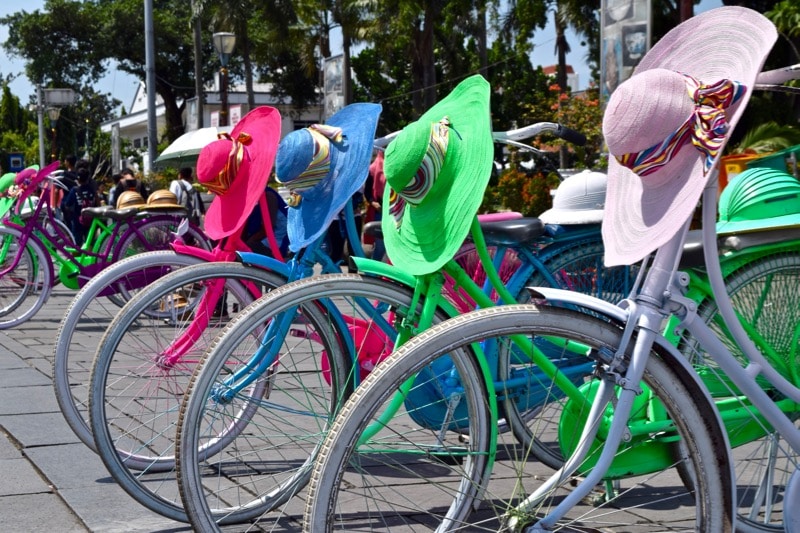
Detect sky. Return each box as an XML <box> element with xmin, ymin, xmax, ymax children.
<box><xmin>1</xmin><ymin>0</ymin><xmax>140</xmax><ymax>111</ymax></box>
<box><xmin>1</xmin><ymin>0</ymin><xmax>724</xmax><ymax>110</ymax></box>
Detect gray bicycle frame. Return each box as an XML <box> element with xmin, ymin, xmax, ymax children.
<box><xmin>515</xmin><ymin>172</ymin><xmax>800</xmax><ymax>532</ymax></box>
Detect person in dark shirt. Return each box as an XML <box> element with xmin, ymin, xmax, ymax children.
<box><xmin>61</xmin><ymin>167</ymin><xmax>97</xmax><ymax>247</ymax></box>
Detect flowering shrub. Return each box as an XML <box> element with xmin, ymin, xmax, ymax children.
<box><xmin>484</xmin><ymin>164</ymin><xmax>559</xmax><ymax>217</ymax></box>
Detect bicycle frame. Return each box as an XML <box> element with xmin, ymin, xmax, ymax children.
<box><xmin>152</xmin><ymin>195</ymin><xmax>364</xmax><ymax>373</ymax></box>
<box><xmin>517</xmin><ymin>178</ymin><xmax>800</xmax><ymax>531</ymax></box>
<box><xmin>2</xmin><ymin>177</ymin><xmax>183</xmax><ymax>289</ymax></box>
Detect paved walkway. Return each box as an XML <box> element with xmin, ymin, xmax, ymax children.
<box><xmin>0</xmin><ymin>287</ymin><xmax>188</xmax><ymax>532</ymax></box>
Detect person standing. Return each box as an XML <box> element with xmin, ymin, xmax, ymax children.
<box><xmin>169</xmin><ymin>167</ymin><xmax>205</xmax><ymax>225</ymax></box>
<box><xmin>52</xmin><ymin>154</ymin><xmax>79</xmax><ymax>220</ymax></box>
<box><xmin>106</xmin><ymin>173</ymin><xmax>122</xmax><ymax>208</ymax></box>
<box><xmin>61</xmin><ymin>167</ymin><xmax>97</xmax><ymax>247</ymax></box>
<box><xmin>112</xmin><ymin>168</ymin><xmax>148</xmax><ymax>207</ymax></box>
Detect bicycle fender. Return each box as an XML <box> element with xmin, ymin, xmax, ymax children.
<box><xmin>528</xmin><ymin>286</ymin><xmax>705</xmax><ymax>382</ymax></box>
<box><xmin>5</xmin><ymin>226</ymin><xmax>56</xmax><ymax>285</ymax></box>
<box><xmin>350</xmin><ymin>256</ymin><xmax>418</xmax><ymax>287</ymax></box>
<box><xmin>236</xmin><ymin>251</ymin><xmax>290</xmax><ymax>277</ymax></box>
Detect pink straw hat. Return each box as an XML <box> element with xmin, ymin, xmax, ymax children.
<box><xmin>601</xmin><ymin>6</ymin><xmax>777</xmax><ymax>266</ymax></box>
<box><xmin>197</xmin><ymin>106</ymin><xmax>281</xmax><ymax>240</ymax></box>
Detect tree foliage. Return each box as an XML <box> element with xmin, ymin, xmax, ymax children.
<box><xmin>1</xmin><ymin>0</ymin><xmax>798</xmax><ymax>191</ymax></box>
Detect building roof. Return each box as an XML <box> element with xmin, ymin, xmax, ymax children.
<box><xmin>541</xmin><ymin>64</ymin><xmax>575</xmax><ymax>76</ymax></box>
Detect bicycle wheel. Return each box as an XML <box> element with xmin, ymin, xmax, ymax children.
<box><xmin>526</xmin><ymin>236</ymin><xmax>637</xmax><ymax>304</ymax></box>
<box><xmin>681</xmin><ymin>250</ymin><xmax>800</xmax><ymax>532</ymax></box>
<box><xmin>53</xmin><ymin>250</ymin><xmax>208</xmax><ymax>451</ymax></box>
<box><xmin>113</xmin><ymin>215</ymin><xmax>211</xmax><ymax>261</ymax></box>
<box><xmin>305</xmin><ymin>304</ymin><xmax>733</xmax><ymax>532</ymax></box>
<box><xmin>88</xmin><ymin>262</ymin><xmax>287</xmax><ymax>521</ymax></box>
<box><xmin>450</xmin><ymin>243</ymin><xmax>524</xmax><ymax>310</ymax></box>
<box><xmin>176</xmin><ymin>274</ymin><xmax>453</xmax><ymax>530</ymax></box>
<box><xmin>0</xmin><ymin>225</ymin><xmax>52</xmax><ymax>328</ymax></box>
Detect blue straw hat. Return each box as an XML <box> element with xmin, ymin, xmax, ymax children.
<box><xmin>276</xmin><ymin>102</ymin><xmax>382</xmax><ymax>252</ymax></box>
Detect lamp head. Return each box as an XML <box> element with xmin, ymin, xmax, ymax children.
<box><xmin>213</xmin><ymin>32</ymin><xmax>236</xmax><ymax>67</ymax></box>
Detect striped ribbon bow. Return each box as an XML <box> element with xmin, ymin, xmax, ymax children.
<box><xmin>283</xmin><ymin>124</ymin><xmax>343</xmax><ymax>207</ymax></box>
<box><xmin>389</xmin><ymin>117</ymin><xmax>450</xmax><ymax>228</ymax></box>
<box><xmin>617</xmin><ymin>74</ymin><xmax>744</xmax><ymax>176</ymax></box>
<box><xmin>203</xmin><ymin>131</ymin><xmax>253</xmax><ymax>196</ymax></box>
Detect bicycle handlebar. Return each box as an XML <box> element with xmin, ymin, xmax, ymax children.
<box><xmin>374</xmin><ymin>121</ymin><xmax>586</xmax><ymax>151</ymax></box>
<box><xmin>756</xmin><ymin>63</ymin><xmax>800</xmax><ymax>85</ymax></box>
<box><xmin>493</xmin><ymin>122</ymin><xmax>587</xmax><ymax>147</ymax></box>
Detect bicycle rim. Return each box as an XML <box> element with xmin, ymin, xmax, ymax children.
<box><xmin>176</xmin><ymin>274</ymin><xmax>452</xmax><ymax>530</ymax></box>
<box><xmin>53</xmin><ymin>251</ymin><xmax>205</xmax><ymax>450</ymax></box>
<box><xmin>88</xmin><ymin>262</ymin><xmax>286</xmax><ymax>521</ymax></box>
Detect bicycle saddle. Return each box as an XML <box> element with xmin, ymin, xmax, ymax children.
<box><xmin>364</xmin><ymin>217</ymin><xmax>547</xmax><ymax>247</ymax></box>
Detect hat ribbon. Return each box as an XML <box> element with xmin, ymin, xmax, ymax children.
<box><xmin>389</xmin><ymin>117</ymin><xmax>450</xmax><ymax>228</ymax></box>
<box><xmin>616</xmin><ymin>74</ymin><xmax>744</xmax><ymax>177</ymax></box>
<box><xmin>282</xmin><ymin>124</ymin><xmax>343</xmax><ymax>207</ymax></box>
<box><xmin>204</xmin><ymin>132</ymin><xmax>253</xmax><ymax>196</ymax></box>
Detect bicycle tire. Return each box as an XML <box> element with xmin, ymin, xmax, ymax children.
<box><xmin>88</xmin><ymin>261</ymin><xmax>288</xmax><ymax>521</ymax></box>
<box><xmin>0</xmin><ymin>225</ymin><xmax>53</xmax><ymax>329</ymax></box>
<box><xmin>681</xmin><ymin>250</ymin><xmax>800</xmax><ymax>532</ymax></box>
<box><xmin>305</xmin><ymin>304</ymin><xmax>733</xmax><ymax>532</ymax></box>
<box><xmin>53</xmin><ymin>250</ymin><xmax>208</xmax><ymax>451</ymax></box>
<box><xmin>176</xmin><ymin>274</ymin><xmax>453</xmax><ymax>529</ymax></box>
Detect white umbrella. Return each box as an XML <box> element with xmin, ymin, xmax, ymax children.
<box><xmin>153</xmin><ymin>126</ymin><xmax>232</xmax><ymax>169</ymax></box>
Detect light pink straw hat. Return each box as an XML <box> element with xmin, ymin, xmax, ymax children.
<box><xmin>601</xmin><ymin>6</ymin><xmax>777</xmax><ymax>266</ymax></box>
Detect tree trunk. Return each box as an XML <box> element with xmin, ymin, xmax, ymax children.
<box><xmin>680</xmin><ymin>0</ymin><xmax>693</xmax><ymax>22</ymax></box>
<box><xmin>156</xmin><ymin>80</ymin><xmax>185</xmax><ymax>143</ymax></box>
<box><xmin>343</xmin><ymin>33</ymin><xmax>353</xmax><ymax>105</ymax></box>
<box><xmin>477</xmin><ymin>4</ymin><xmax>488</xmax><ymax>78</ymax></box>
<box><xmin>555</xmin><ymin>11</ymin><xmax>569</xmax><ymax>169</ymax></box>
<box><xmin>421</xmin><ymin>2</ymin><xmax>441</xmax><ymax>111</ymax></box>
<box><xmin>240</xmin><ymin>22</ymin><xmax>255</xmax><ymax>109</ymax></box>
<box><xmin>192</xmin><ymin>4</ymin><xmax>203</xmax><ymax>129</ymax></box>
<box><xmin>411</xmin><ymin>20</ymin><xmax>425</xmax><ymax>116</ymax></box>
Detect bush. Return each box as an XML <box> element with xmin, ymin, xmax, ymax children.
<box><xmin>486</xmin><ymin>166</ymin><xmax>559</xmax><ymax>217</ymax></box>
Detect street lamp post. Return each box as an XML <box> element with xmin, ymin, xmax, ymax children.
<box><xmin>83</xmin><ymin>118</ymin><xmax>91</xmax><ymax>160</ymax></box>
<box><xmin>212</xmin><ymin>32</ymin><xmax>236</xmax><ymax>127</ymax></box>
<box><xmin>47</xmin><ymin>107</ymin><xmax>61</xmax><ymax>162</ymax></box>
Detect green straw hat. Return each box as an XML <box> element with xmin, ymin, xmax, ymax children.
<box><xmin>381</xmin><ymin>75</ymin><xmax>493</xmax><ymax>275</ymax></box>
<box><xmin>717</xmin><ymin>167</ymin><xmax>800</xmax><ymax>234</ymax></box>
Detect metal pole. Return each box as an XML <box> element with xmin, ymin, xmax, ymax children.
<box><xmin>37</xmin><ymin>85</ymin><xmax>46</xmax><ymax>168</ymax></box>
<box><xmin>192</xmin><ymin>0</ymin><xmax>204</xmax><ymax>129</ymax></box>
<box><xmin>220</xmin><ymin>66</ymin><xmax>229</xmax><ymax>127</ymax></box>
<box><xmin>144</xmin><ymin>0</ymin><xmax>158</xmax><ymax>171</ymax></box>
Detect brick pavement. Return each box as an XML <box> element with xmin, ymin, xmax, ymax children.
<box><xmin>0</xmin><ymin>287</ymin><xmax>189</xmax><ymax>532</ymax></box>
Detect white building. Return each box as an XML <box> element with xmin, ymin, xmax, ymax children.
<box><xmin>101</xmin><ymin>77</ymin><xmax>323</xmax><ymax>173</ymax></box>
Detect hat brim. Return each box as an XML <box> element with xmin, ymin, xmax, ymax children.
<box><xmin>204</xmin><ymin>106</ymin><xmax>282</xmax><ymax>240</ymax></box>
<box><xmin>601</xmin><ymin>6</ymin><xmax>777</xmax><ymax>266</ymax></box>
<box><xmin>717</xmin><ymin>214</ymin><xmax>800</xmax><ymax>235</ymax></box>
<box><xmin>286</xmin><ymin>103</ymin><xmax>382</xmax><ymax>252</ymax></box>
<box><xmin>540</xmin><ymin>208</ymin><xmax>604</xmax><ymax>225</ymax></box>
<box><xmin>145</xmin><ymin>203</ymin><xmax>186</xmax><ymax>210</ymax></box>
<box><xmin>381</xmin><ymin>75</ymin><xmax>494</xmax><ymax>275</ymax></box>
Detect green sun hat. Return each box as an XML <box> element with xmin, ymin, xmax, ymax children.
<box><xmin>0</xmin><ymin>172</ymin><xmax>18</xmax><ymax>219</ymax></box>
<box><xmin>381</xmin><ymin>74</ymin><xmax>493</xmax><ymax>275</ymax></box>
<box><xmin>717</xmin><ymin>167</ymin><xmax>800</xmax><ymax>234</ymax></box>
